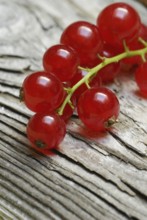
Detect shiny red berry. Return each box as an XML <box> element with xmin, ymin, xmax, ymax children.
<box><xmin>98</xmin><ymin>44</ymin><xmax>121</xmax><ymax>83</ymax></box>
<box><xmin>77</xmin><ymin>87</ymin><xmax>120</xmax><ymax>131</ymax></box>
<box><xmin>122</xmin><ymin>23</ymin><xmax>147</xmax><ymax>66</ymax></box>
<box><xmin>43</xmin><ymin>44</ymin><xmax>80</xmax><ymax>82</ymax></box>
<box><xmin>27</xmin><ymin>112</ymin><xmax>66</xmax><ymax>153</ymax></box>
<box><xmin>59</xmin><ymin>87</ymin><xmax>76</xmax><ymax>122</ymax></box>
<box><xmin>60</xmin><ymin>21</ymin><xmax>103</xmax><ymax>67</ymax></box>
<box><xmin>69</xmin><ymin>69</ymin><xmax>101</xmax><ymax>103</ymax></box>
<box><xmin>97</xmin><ymin>3</ymin><xmax>141</xmax><ymax>47</ymax></box>
<box><xmin>135</xmin><ymin>62</ymin><xmax>147</xmax><ymax>97</ymax></box>
<box><xmin>60</xmin><ymin>103</ymin><xmax>74</xmax><ymax>122</ymax></box>
<box><xmin>22</xmin><ymin>71</ymin><xmax>64</xmax><ymax>113</ymax></box>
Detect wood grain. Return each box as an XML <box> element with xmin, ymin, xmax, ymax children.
<box><xmin>0</xmin><ymin>0</ymin><xmax>147</xmax><ymax>219</ymax></box>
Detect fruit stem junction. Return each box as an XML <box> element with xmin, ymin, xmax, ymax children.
<box><xmin>58</xmin><ymin>40</ymin><xmax>147</xmax><ymax>115</ymax></box>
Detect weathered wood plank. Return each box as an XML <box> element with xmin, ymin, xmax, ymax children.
<box><xmin>0</xmin><ymin>0</ymin><xmax>147</xmax><ymax>219</ymax></box>
<box><xmin>137</xmin><ymin>0</ymin><xmax>147</xmax><ymax>7</ymax></box>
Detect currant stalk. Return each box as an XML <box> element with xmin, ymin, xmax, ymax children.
<box><xmin>58</xmin><ymin>41</ymin><xmax>147</xmax><ymax>116</ymax></box>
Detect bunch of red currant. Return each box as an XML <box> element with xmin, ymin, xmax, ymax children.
<box><xmin>21</xmin><ymin>2</ymin><xmax>147</xmax><ymax>154</ymax></box>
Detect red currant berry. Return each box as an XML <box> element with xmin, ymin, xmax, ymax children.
<box><xmin>22</xmin><ymin>71</ymin><xmax>64</xmax><ymax>113</ymax></box>
<box><xmin>122</xmin><ymin>43</ymin><xmax>143</xmax><ymax>67</ymax></box>
<box><xmin>135</xmin><ymin>62</ymin><xmax>147</xmax><ymax>97</ymax></box>
<box><xmin>98</xmin><ymin>44</ymin><xmax>121</xmax><ymax>83</ymax></box>
<box><xmin>77</xmin><ymin>87</ymin><xmax>120</xmax><ymax>131</ymax></box>
<box><xmin>139</xmin><ymin>23</ymin><xmax>147</xmax><ymax>41</ymax></box>
<box><xmin>69</xmin><ymin>69</ymin><xmax>101</xmax><ymax>103</ymax></box>
<box><xmin>43</xmin><ymin>44</ymin><xmax>80</xmax><ymax>82</ymax></box>
<box><xmin>60</xmin><ymin>21</ymin><xmax>103</xmax><ymax>67</ymax></box>
<box><xmin>27</xmin><ymin>112</ymin><xmax>66</xmax><ymax>153</ymax></box>
<box><xmin>60</xmin><ymin>103</ymin><xmax>74</xmax><ymax>122</ymax></box>
<box><xmin>122</xmin><ymin>24</ymin><xmax>147</xmax><ymax>66</ymax></box>
<box><xmin>97</xmin><ymin>3</ymin><xmax>141</xmax><ymax>47</ymax></box>
<box><xmin>60</xmin><ymin>87</ymin><xmax>76</xmax><ymax>122</ymax></box>
<box><xmin>98</xmin><ymin>62</ymin><xmax>120</xmax><ymax>83</ymax></box>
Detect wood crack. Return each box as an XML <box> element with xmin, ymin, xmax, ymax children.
<box><xmin>0</xmin><ymin>153</ymin><xmax>92</xmax><ymax>220</ymax></box>
<box><xmin>53</xmin><ymin>149</ymin><xmax>136</xmax><ymax>197</ymax></box>
<box><xmin>0</xmin><ymin>142</ymin><xmax>109</xmax><ymax>219</ymax></box>
<box><xmin>109</xmin><ymin>130</ymin><xmax>147</xmax><ymax>157</ymax></box>
<box><xmin>48</xmin><ymin>168</ymin><xmax>129</xmax><ymax>220</ymax></box>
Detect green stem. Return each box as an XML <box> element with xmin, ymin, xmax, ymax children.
<box><xmin>58</xmin><ymin>44</ymin><xmax>147</xmax><ymax>115</ymax></box>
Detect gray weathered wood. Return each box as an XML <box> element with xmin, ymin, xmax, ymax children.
<box><xmin>0</xmin><ymin>0</ymin><xmax>147</xmax><ymax>219</ymax></box>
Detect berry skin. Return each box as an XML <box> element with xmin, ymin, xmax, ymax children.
<box><xmin>139</xmin><ymin>23</ymin><xmax>147</xmax><ymax>41</ymax></box>
<box><xmin>22</xmin><ymin>71</ymin><xmax>64</xmax><ymax>113</ymax></box>
<box><xmin>60</xmin><ymin>90</ymin><xmax>76</xmax><ymax>122</ymax></box>
<box><xmin>77</xmin><ymin>87</ymin><xmax>120</xmax><ymax>131</ymax></box>
<box><xmin>60</xmin><ymin>21</ymin><xmax>103</xmax><ymax>67</ymax></box>
<box><xmin>98</xmin><ymin>44</ymin><xmax>121</xmax><ymax>83</ymax></box>
<box><xmin>69</xmin><ymin>69</ymin><xmax>101</xmax><ymax>103</ymax></box>
<box><xmin>98</xmin><ymin>62</ymin><xmax>120</xmax><ymax>83</ymax></box>
<box><xmin>43</xmin><ymin>44</ymin><xmax>80</xmax><ymax>82</ymax></box>
<box><xmin>122</xmin><ymin>41</ymin><xmax>143</xmax><ymax>66</ymax></box>
<box><xmin>60</xmin><ymin>102</ymin><xmax>74</xmax><ymax>122</ymax></box>
<box><xmin>97</xmin><ymin>3</ymin><xmax>141</xmax><ymax>47</ymax></box>
<box><xmin>122</xmin><ymin>23</ymin><xmax>147</xmax><ymax>66</ymax></box>
<box><xmin>135</xmin><ymin>62</ymin><xmax>147</xmax><ymax>97</ymax></box>
<box><xmin>27</xmin><ymin>112</ymin><xmax>66</xmax><ymax>153</ymax></box>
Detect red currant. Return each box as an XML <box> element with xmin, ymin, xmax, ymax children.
<box><xmin>60</xmin><ymin>98</ymin><xmax>76</xmax><ymax>122</ymax></box>
<box><xmin>98</xmin><ymin>44</ymin><xmax>121</xmax><ymax>83</ymax></box>
<box><xmin>77</xmin><ymin>87</ymin><xmax>120</xmax><ymax>131</ymax></box>
<box><xmin>122</xmin><ymin>23</ymin><xmax>147</xmax><ymax>66</ymax></box>
<box><xmin>60</xmin><ymin>21</ymin><xmax>103</xmax><ymax>67</ymax></box>
<box><xmin>139</xmin><ymin>23</ymin><xmax>147</xmax><ymax>41</ymax></box>
<box><xmin>43</xmin><ymin>44</ymin><xmax>80</xmax><ymax>82</ymax></box>
<box><xmin>97</xmin><ymin>3</ymin><xmax>141</xmax><ymax>48</ymax></box>
<box><xmin>60</xmin><ymin>103</ymin><xmax>74</xmax><ymax>122</ymax></box>
<box><xmin>27</xmin><ymin>112</ymin><xmax>66</xmax><ymax>153</ymax></box>
<box><xmin>22</xmin><ymin>71</ymin><xmax>64</xmax><ymax>113</ymax></box>
<box><xmin>59</xmin><ymin>87</ymin><xmax>76</xmax><ymax>122</ymax></box>
<box><xmin>69</xmin><ymin>69</ymin><xmax>101</xmax><ymax>103</ymax></box>
<box><xmin>135</xmin><ymin>62</ymin><xmax>147</xmax><ymax>97</ymax></box>
<box><xmin>122</xmin><ymin>43</ymin><xmax>143</xmax><ymax>67</ymax></box>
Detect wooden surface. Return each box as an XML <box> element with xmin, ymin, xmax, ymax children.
<box><xmin>0</xmin><ymin>0</ymin><xmax>147</xmax><ymax>219</ymax></box>
<box><xmin>138</xmin><ymin>0</ymin><xmax>147</xmax><ymax>6</ymax></box>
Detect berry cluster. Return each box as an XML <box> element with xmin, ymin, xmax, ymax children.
<box><xmin>21</xmin><ymin>2</ymin><xmax>147</xmax><ymax>154</ymax></box>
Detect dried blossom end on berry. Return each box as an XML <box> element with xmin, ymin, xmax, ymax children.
<box><xmin>104</xmin><ymin>116</ymin><xmax>118</xmax><ymax>129</ymax></box>
<box><xmin>35</xmin><ymin>140</ymin><xmax>47</xmax><ymax>149</ymax></box>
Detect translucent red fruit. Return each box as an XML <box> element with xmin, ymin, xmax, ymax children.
<box><xmin>22</xmin><ymin>71</ymin><xmax>64</xmax><ymax>113</ymax></box>
<box><xmin>97</xmin><ymin>2</ymin><xmax>141</xmax><ymax>47</ymax></box>
<box><xmin>140</xmin><ymin>23</ymin><xmax>147</xmax><ymax>40</ymax></box>
<box><xmin>60</xmin><ymin>21</ymin><xmax>103</xmax><ymax>67</ymax></box>
<box><xmin>98</xmin><ymin>62</ymin><xmax>120</xmax><ymax>83</ymax></box>
<box><xmin>43</xmin><ymin>44</ymin><xmax>80</xmax><ymax>82</ymax></box>
<box><xmin>60</xmin><ymin>102</ymin><xmax>74</xmax><ymax>122</ymax></box>
<box><xmin>27</xmin><ymin>113</ymin><xmax>66</xmax><ymax>153</ymax></box>
<box><xmin>69</xmin><ymin>69</ymin><xmax>101</xmax><ymax>103</ymax></box>
<box><xmin>98</xmin><ymin>44</ymin><xmax>121</xmax><ymax>83</ymax></box>
<box><xmin>122</xmin><ymin>43</ymin><xmax>143</xmax><ymax>66</ymax></box>
<box><xmin>77</xmin><ymin>87</ymin><xmax>120</xmax><ymax>131</ymax></box>
<box><xmin>60</xmin><ymin>91</ymin><xmax>76</xmax><ymax>122</ymax></box>
<box><xmin>135</xmin><ymin>62</ymin><xmax>147</xmax><ymax>97</ymax></box>
<box><xmin>122</xmin><ymin>23</ymin><xmax>147</xmax><ymax>66</ymax></box>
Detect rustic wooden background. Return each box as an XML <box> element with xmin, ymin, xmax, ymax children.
<box><xmin>0</xmin><ymin>0</ymin><xmax>147</xmax><ymax>219</ymax></box>
<box><xmin>139</xmin><ymin>0</ymin><xmax>147</xmax><ymax>6</ymax></box>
